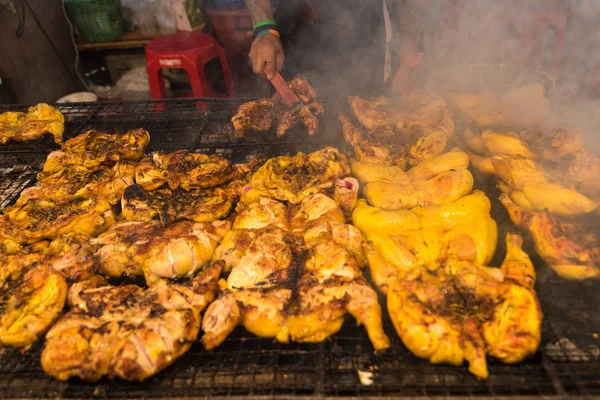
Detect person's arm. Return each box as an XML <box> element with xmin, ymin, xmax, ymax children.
<box><xmin>247</xmin><ymin>0</ymin><xmax>284</xmax><ymax>80</ymax></box>
<box><xmin>390</xmin><ymin>0</ymin><xmax>427</xmax><ymax>93</ymax></box>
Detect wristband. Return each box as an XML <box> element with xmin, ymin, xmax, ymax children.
<box><xmin>254</xmin><ymin>24</ymin><xmax>277</xmax><ymax>36</ymax></box>
<box><xmin>252</xmin><ymin>19</ymin><xmax>276</xmax><ymax>30</ymax></box>
<box><xmin>254</xmin><ymin>29</ymin><xmax>279</xmax><ymax>39</ymax></box>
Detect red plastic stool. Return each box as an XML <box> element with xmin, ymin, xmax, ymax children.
<box><xmin>145</xmin><ymin>31</ymin><xmax>236</xmax><ymax>99</ymax></box>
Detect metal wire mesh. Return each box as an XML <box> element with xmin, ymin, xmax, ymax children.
<box><xmin>0</xmin><ymin>99</ymin><xmax>598</xmax><ymax>399</ymax></box>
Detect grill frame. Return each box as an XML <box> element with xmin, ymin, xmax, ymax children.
<box><xmin>0</xmin><ymin>99</ymin><xmax>598</xmax><ymax>399</ymax></box>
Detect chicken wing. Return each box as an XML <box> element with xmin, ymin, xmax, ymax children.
<box><xmin>41</xmin><ymin>261</ymin><xmax>223</xmax><ymax>381</ymax></box>
<box><xmin>0</xmin><ymin>254</ymin><xmax>67</xmax><ymax>349</ymax></box>
<box><xmin>93</xmin><ymin>219</ymin><xmax>230</xmax><ymax>285</ymax></box>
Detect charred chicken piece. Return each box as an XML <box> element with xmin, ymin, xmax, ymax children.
<box><xmin>135</xmin><ymin>150</ymin><xmax>244</xmax><ymax>191</ymax></box>
<box><xmin>22</xmin><ymin>162</ymin><xmax>135</xmax><ymax>205</ymax></box>
<box><xmin>203</xmin><ymin>197</ymin><xmax>295</xmax><ymax>349</ymax></box>
<box><xmin>121</xmin><ymin>180</ymin><xmax>242</xmax><ymax>225</ymax></box>
<box><xmin>41</xmin><ymin>261</ymin><xmax>223</xmax><ymax>381</ymax></box>
<box><xmin>344</xmin><ymin>93</ymin><xmax>454</xmax><ymax>168</ymax></box>
<box><xmin>500</xmin><ymin>192</ymin><xmax>600</xmax><ymax>280</ymax></box>
<box><xmin>287</xmin><ymin>194</ymin><xmax>389</xmax><ymax>350</ymax></box>
<box><xmin>0</xmin><ymin>254</ymin><xmax>68</xmax><ymax>349</ymax></box>
<box><xmin>241</xmin><ymin>147</ymin><xmax>354</xmax><ymax>210</ymax></box>
<box><xmin>39</xmin><ymin>128</ymin><xmax>149</xmax><ymax>179</ymax></box>
<box><xmin>232</xmin><ymin>76</ymin><xmax>323</xmax><ymax>138</ymax></box>
<box><xmin>232</xmin><ymin>98</ymin><xmax>278</xmax><ymax>138</ymax></box>
<box><xmin>0</xmin><ymin>196</ymin><xmax>116</xmax><ymax>246</ymax></box>
<box><xmin>0</xmin><ymin>104</ymin><xmax>65</xmax><ymax>145</ymax></box>
<box><xmin>387</xmin><ymin>233</ymin><xmax>541</xmax><ymax>380</ymax></box>
<box><xmin>92</xmin><ymin>219</ymin><xmax>230</xmax><ymax>285</ymax></box>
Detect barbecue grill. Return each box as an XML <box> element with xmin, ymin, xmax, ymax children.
<box><xmin>0</xmin><ymin>99</ymin><xmax>598</xmax><ymax>399</ymax></box>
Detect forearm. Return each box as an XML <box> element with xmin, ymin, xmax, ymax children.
<box><xmin>246</xmin><ymin>0</ymin><xmax>274</xmax><ymax>25</ymax></box>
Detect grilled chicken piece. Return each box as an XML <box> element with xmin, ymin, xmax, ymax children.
<box><xmin>353</xmin><ymin>191</ymin><xmax>497</xmax><ymax>293</ymax></box>
<box><xmin>387</xmin><ymin>233</ymin><xmax>541</xmax><ymax>380</ymax></box>
<box><xmin>39</xmin><ymin>129</ymin><xmax>149</xmax><ymax>179</ymax></box>
<box><xmin>232</xmin><ymin>76</ymin><xmax>323</xmax><ymax>138</ymax></box>
<box><xmin>135</xmin><ymin>150</ymin><xmax>244</xmax><ymax>191</ymax></box>
<box><xmin>30</xmin><ymin>234</ymin><xmax>95</xmax><ymax>282</ymax></box>
<box><xmin>0</xmin><ymin>196</ymin><xmax>116</xmax><ymax>245</ymax></box>
<box><xmin>500</xmin><ymin>192</ymin><xmax>600</xmax><ymax>279</ymax></box>
<box><xmin>363</xmin><ymin>168</ymin><xmax>474</xmax><ymax>211</ymax></box>
<box><xmin>232</xmin><ymin>98</ymin><xmax>278</xmax><ymax>138</ymax></box>
<box><xmin>241</xmin><ymin>147</ymin><xmax>354</xmax><ymax>210</ymax></box>
<box><xmin>121</xmin><ymin>181</ymin><xmax>242</xmax><ymax>224</ymax></box>
<box><xmin>0</xmin><ymin>104</ymin><xmax>64</xmax><ymax>144</ymax></box>
<box><xmin>450</xmin><ymin>84</ymin><xmax>550</xmax><ymax>129</ymax></box>
<box><xmin>41</xmin><ymin>261</ymin><xmax>223</xmax><ymax>381</ymax></box>
<box><xmin>287</xmin><ymin>194</ymin><xmax>389</xmax><ymax>350</ymax></box>
<box><xmin>565</xmin><ymin>148</ymin><xmax>600</xmax><ymax>199</ymax></box>
<box><xmin>21</xmin><ymin>162</ymin><xmax>135</xmax><ymax>205</ymax></box>
<box><xmin>0</xmin><ymin>254</ymin><xmax>68</xmax><ymax>349</ymax></box>
<box><xmin>93</xmin><ymin>219</ymin><xmax>230</xmax><ymax>285</ymax></box>
<box><xmin>203</xmin><ymin>198</ymin><xmax>294</xmax><ymax>350</ymax></box>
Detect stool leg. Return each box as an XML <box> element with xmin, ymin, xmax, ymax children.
<box><xmin>182</xmin><ymin>56</ymin><xmax>211</xmax><ymax>98</ymax></box>
<box><xmin>218</xmin><ymin>46</ymin><xmax>236</xmax><ymax>97</ymax></box>
<box><xmin>146</xmin><ymin>61</ymin><xmax>169</xmax><ymax>99</ymax></box>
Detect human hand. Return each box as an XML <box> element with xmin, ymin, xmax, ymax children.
<box><xmin>249</xmin><ymin>33</ymin><xmax>285</xmax><ymax>80</ymax></box>
<box><xmin>389</xmin><ymin>64</ymin><xmax>411</xmax><ymax>94</ymax></box>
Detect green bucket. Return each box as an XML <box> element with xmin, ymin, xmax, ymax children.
<box><xmin>65</xmin><ymin>0</ymin><xmax>124</xmax><ymax>42</ymax></box>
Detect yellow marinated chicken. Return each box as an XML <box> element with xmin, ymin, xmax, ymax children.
<box><xmin>363</xmin><ymin>168</ymin><xmax>474</xmax><ymax>210</ymax></box>
<box><xmin>0</xmin><ymin>196</ymin><xmax>116</xmax><ymax>245</ymax></box>
<box><xmin>353</xmin><ymin>191</ymin><xmax>497</xmax><ymax>293</ymax></box>
<box><xmin>232</xmin><ymin>76</ymin><xmax>324</xmax><ymax>138</ymax></box>
<box><xmin>41</xmin><ymin>261</ymin><xmax>223</xmax><ymax>381</ymax></box>
<box><xmin>121</xmin><ymin>180</ymin><xmax>242</xmax><ymax>224</ymax></box>
<box><xmin>203</xmin><ymin>198</ymin><xmax>294</xmax><ymax>349</ymax></box>
<box><xmin>20</xmin><ymin>162</ymin><xmax>135</xmax><ymax>205</ymax></box>
<box><xmin>451</xmin><ymin>84</ymin><xmax>550</xmax><ymax>129</ymax></box>
<box><xmin>241</xmin><ymin>147</ymin><xmax>357</xmax><ymax>211</ymax></box>
<box><xmin>0</xmin><ymin>254</ymin><xmax>68</xmax><ymax>349</ymax></box>
<box><xmin>500</xmin><ymin>192</ymin><xmax>600</xmax><ymax>279</ymax></box>
<box><xmin>135</xmin><ymin>150</ymin><xmax>247</xmax><ymax>191</ymax></box>
<box><xmin>39</xmin><ymin>128</ymin><xmax>150</xmax><ymax>179</ymax></box>
<box><xmin>92</xmin><ymin>219</ymin><xmax>230</xmax><ymax>285</ymax></box>
<box><xmin>0</xmin><ymin>103</ymin><xmax>65</xmax><ymax>144</ymax></box>
<box><xmin>387</xmin><ymin>233</ymin><xmax>542</xmax><ymax>380</ymax></box>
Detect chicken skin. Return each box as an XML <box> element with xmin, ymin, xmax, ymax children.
<box><xmin>0</xmin><ymin>254</ymin><xmax>68</xmax><ymax>349</ymax></box>
<box><xmin>30</xmin><ymin>234</ymin><xmax>96</xmax><ymax>282</ymax></box>
<box><xmin>0</xmin><ymin>103</ymin><xmax>65</xmax><ymax>144</ymax></box>
<box><xmin>232</xmin><ymin>76</ymin><xmax>323</xmax><ymax>138</ymax></box>
<box><xmin>92</xmin><ymin>219</ymin><xmax>230</xmax><ymax>285</ymax></box>
<box><xmin>0</xmin><ymin>196</ymin><xmax>116</xmax><ymax>245</ymax></box>
<box><xmin>21</xmin><ymin>162</ymin><xmax>135</xmax><ymax>205</ymax></box>
<box><xmin>202</xmin><ymin>198</ymin><xmax>295</xmax><ymax>350</ymax></box>
<box><xmin>41</xmin><ymin>261</ymin><xmax>223</xmax><ymax>381</ymax></box>
<box><xmin>387</xmin><ymin>233</ymin><xmax>542</xmax><ymax>380</ymax></box>
<box><xmin>121</xmin><ymin>181</ymin><xmax>241</xmax><ymax>225</ymax></box>
<box><xmin>39</xmin><ymin>128</ymin><xmax>149</xmax><ymax>179</ymax></box>
<box><xmin>353</xmin><ymin>191</ymin><xmax>497</xmax><ymax>293</ymax></box>
<box><xmin>241</xmin><ymin>147</ymin><xmax>356</xmax><ymax>211</ymax></box>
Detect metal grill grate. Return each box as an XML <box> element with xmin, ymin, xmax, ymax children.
<box><xmin>0</xmin><ymin>99</ymin><xmax>599</xmax><ymax>399</ymax></box>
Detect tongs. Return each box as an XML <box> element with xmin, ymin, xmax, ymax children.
<box><xmin>269</xmin><ymin>70</ymin><xmax>303</xmax><ymax>113</ymax></box>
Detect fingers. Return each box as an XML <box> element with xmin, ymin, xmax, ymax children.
<box><xmin>263</xmin><ymin>50</ymin><xmax>276</xmax><ymax>80</ymax></box>
<box><xmin>249</xmin><ymin>35</ymin><xmax>285</xmax><ymax>80</ymax></box>
<box><xmin>275</xmin><ymin>51</ymin><xmax>285</xmax><ymax>72</ymax></box>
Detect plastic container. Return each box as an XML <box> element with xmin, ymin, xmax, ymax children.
<box><xmin>134</xmin><ymin>2</ymin><xmax>158</xmax><ymax>35</ymax></box>
<box><xmin>64</xmin><ymin>0</ymin><xmax>124</xmax><ymax>42</ymax></box>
